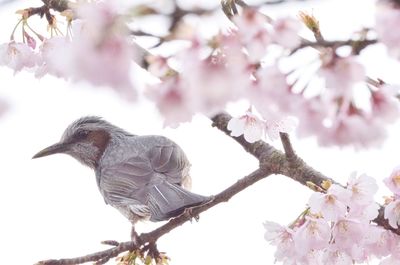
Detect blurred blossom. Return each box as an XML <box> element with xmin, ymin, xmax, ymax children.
<box><xmin>35</xmin><ymin>37</ymin><xmax>72</xmax><ymax>78</ymax></box>
<box><xmin>146</xmin><ymin>76</ymin><xmax>195</xmax><ymax>128</ymax></box>
<box><xmin>147</xmin><ymin>55</ymin><xmax>171</xmax><ymax>78</ymax></box>
<box><xmin>376</xmin><ymin>1</ymin><xmax>400</xmax><ymax>59</ymax></box>
<box><xmin>233</xmin><ymin>8</ymin><xmax>271</xmax><ymax>62</ymax></box>
<box><xmin>318</xmin><ymin>114</ymin><xmax>387</xmax><ymax>148</ymax></box>
<box><xmin>68</xmin><ymin>1</ymin><xmax>136</xmax><ymax>99</ymax></box>
<box><xmin>271</xmin><ymin>17</ymin><xmax>301</xmax><ymax>49</ymax></box>
<box><xmin>0</xmin><ymin>42</ymin><xmax>37</xmax><ymax>73</ymax></box>
<box><xmin>0</xmin><ymin>99</ymin><xmax>8</xmax><ymax>117</ymax></box>
<box><xmin>318</xmin><ymin>55</ymin><xmax>366</xmax><ymax>93</ymax></box>
<box><xmin>371</xmin><ymin>84</ymin><xmax>400</xmax><ymax>122</ymax></box>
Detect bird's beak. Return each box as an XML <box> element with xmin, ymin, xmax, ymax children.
<box><xmin>32</xmin><ymin>142</ymin><xmax>70</xmax><ymax>159</ymax></box>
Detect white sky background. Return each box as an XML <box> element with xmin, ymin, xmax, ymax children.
<box><xmin>1</xmin><ymin>0</ymin><xmax>400</xmax><ymax>264</ymax></box>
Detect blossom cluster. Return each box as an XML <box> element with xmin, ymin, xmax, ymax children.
<box><xmin>264</xmin><ymin>173</ymin><xmax>400</xmax><ymax>265</ymax></box>
<box><xmin>1</xmin><ymin>1</ymin><xmax>400</xmax><ymax>148</ymax></box>
<box><xmin>0</xmin><ymin>1</ymin><xmax>136</xmax><ymax>99</ymax></box>
<box><xmin>145</xmin><ymin>6</ymin><xmax>400</xmax><ymax>146</ymax></box>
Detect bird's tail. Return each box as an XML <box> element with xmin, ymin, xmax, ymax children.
<box><xmin>148</xmin><ymin>181</ymin><xmax>209</xmax><ymax>222</ymax></box>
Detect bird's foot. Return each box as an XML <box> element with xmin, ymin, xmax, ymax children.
<box><xmin>131</xmin><ymin>226</ymin><xmax>142</xmax><ymax>245</ymax></box>
<box><xmin>183</xmin><ymin>207</ymin><xmax>200</xmax><ymax>222</ymax></box>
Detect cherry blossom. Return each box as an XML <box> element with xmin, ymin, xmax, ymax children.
<box><xmin>371</xmin><ymin>85</ymin><xmax>400</xmax><ymax>122</ymax></box>
<box><xmin>67</xmin><ymin>1</ymin><xmax>136</xmax><ymax>98</ymax></box>
<box><xmin>331</xmin><ymin>218</ymin><xmax>365</xmax><ymax>253</ymax></box>
<box><xmin>265</xmin><ymin>117</ymin><xmax>297</xmax><ymax>141</ymax></box>
<box><xmin>308</xmin><ymin>184</ymin><xmax>351</xmax><ymax>222</ymax></box>
<box><xmin>147</xmin><ymin>55</ymin><xmax>171</xmax><ymax>79</ymax></box>
<box><xmin>376</xmin><ymin>1</ymin><xmax>400</xmax><ymax>59</ymax></box>
<box><xmin>271</xmin><ymin>17</ymin><xmax>301</xmax><ymax>49</ymax></box>
<box><xmin>233</xmin><ymin>8</ymin><xmax>271</xmax><ymax>62</ymax></box>
<box><xmin>384</xmin><ymin>199</ymin><xmax>400</xmax><ymax>229</ymax></box>
<box><xmin>0</xmin><ymin>99</ymin><xmax>8</xmax><ymax>117</ymax></box>
<box><xmin>293</xmin><ymin>216</ymin><xmax>330</xmax><ymax>254</ymax></box>
<box><xmin>364</xmin><ymin>227</ymin><xmax>396</xmax><ymax>258</ymax></box>
<box><xmin>263</xmin><ymin>221</ymin><xmax>296</xmax><ymax>261</ymax></box>
<box><xmin>346</xmin><ymin>173</ymin><xmax>378</xmax><ymax>206</ymax></box>
<box><xmin>318</xmin><ymin>55</ymin><xmax>366</xmax><ymax>93</ymax></box>
<box><xmin>227</xmin><ymin>111</ymin><xmax>264</xmax><ymax>143</ymax></box>
<box><xmin>181</xmin><ymin>45</ymin><xmax>247</xmax><ymax>116</ymax></box>
<box><xmin>384</xmin><ymin>166</ymin><xmax>400</xmax><ymax>195</ymax></box>
<box><xmin>0</xmin><ymin>41</ymin><xmax>37</xmax><ymax>73</ymax></box>
<box><xmin>146</xmin><ymin>76</ymin><xmax>195</xmax><ymax>128</ymax></box>
<box><xmin>251</xmin><ymin>65</ymin><xmax>295</xmax><ymax>115</ymax></box>
<box><xmin>35</xmin><ymin>37</ymin><xmax>72</xmax><ymax>78</ymax></box>
<box><xmin>321</xmin><ymin>250</ymin><xmax>353</xmax><ymax>265</ymax></box>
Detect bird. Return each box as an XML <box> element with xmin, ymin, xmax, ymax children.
<box><xmin>32</xmin><ymin>116</ymin><xmax>208</xmax><ymax>238</ymax></box>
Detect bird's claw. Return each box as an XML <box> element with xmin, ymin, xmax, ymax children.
<box><xmin>183</xmin><ymin>207</ymin><xmax>200</xmax><ymax>222</ymax></box>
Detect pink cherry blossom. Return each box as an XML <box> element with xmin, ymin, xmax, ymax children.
<box><xmin>35</xmin><ymin>37</ymin><xmax>72</xmax><ymax>79</ymax></box>
<box><xmin>265</xmin><ymin>116</ymin><xmax>297</xmax><ymax>141</ymax></box>
<box><xmin>233</xmin><ymin>8</ymin><xmax>271</xmax><ymax>62</ymax></box>
<box><xmin>318</xmin><ymin>55</ymin><xmax>366</xmax><ymax>92</ymax></box>
<box><xmin>251</xmin><ymin>65</ymin><xmax>295</xmax><ymax>115</ymax></box>
<box><xmin>0</xmin><ymin>41</ymin><xmax>38</xmax><ymax>73</ymax></box>
<box><xmin>309</xmin><ymin>184</ymin><xmax>351</xmax><ymax>221</ymax></box>
<box><xmin>346</xmin><ymin>173</ymin><xmax>378</xmax><ymax>206</ymax></box>
<box><xmin>384</xmin><ymin>199</ymin><xmax>400</xmax><ymax>228</ymax></box>
<box><xmin>321</xmin><ymin>250</ymin><xmax>353</xmax><ymax>265</ymax></box>
<box><xmin>371</xmin><ymin>85</ymin><xmax>400</xmax><ymax>122</ymax></box>
<box><xmin>227</xmin><ymin>111</ymin><xmax>264</xmax><ymax>143</ymax></box>
<box><xmin>364</xmin><ymin>226</ymin><xmax>396</xmax><ymax>258</ymax></box>
<box><xmin>177</xmin><ymin>36</ymin><xmax>249</xmax><ymax>116</ymax></box>
<box><xmin>380</xmin><ymin>256</ymin><xmax>400</xmax><ymax>265</ymax></box>
<box><xmin>0</xmin><ymin>99</ymin><xmax>8</xmax><ymax>117</ymax></box>
<box><xmin>331</xmin><ymin>218</ymin><xmax>365</xmax><ymax>253</ymax></box>
<box><xmin>147</xmin><ymin>55</ymin><xmax>171</xmax><ymax>78</ymax></box>
<box><xmin>146</xmin><ymin>76</ymin><xmax>195</xmax><ymax>128</ymax></box>
<box><xmin>271</xmin><ymin>17</ymin><xmax>301</xmax><ymax>49</ymax></box>
<box><xmin>376</xmin><ymin>1</ymin><xmax>400</xmax><ymax>59</ymax></box>
<box><xmin>318</xmin><ymin>114</ymin><xmax>387</xmax><ymax>148</ymax></box>
<box><xmin>66</xmin><ymin>1</ymin><xmax>136</xmax><ymax>98</ymax></box>
<box><xmin>384</xmin><ymin>166</ymin><xmax>400</xmax><ymax>195</ymax></box>
<box><xmin>348</xmin><ymin>201</ymin><xmax>379</xmax><ymax>222</ymax></box>
<box><xmin>263</xmin><ymin>221</ymin><xmax>296</xmax><ymax>261</ymax></box>
<box><xmin>293</xmin><ymin>217</ymin><xmax>330</xmax><ymax>254</ymax></box>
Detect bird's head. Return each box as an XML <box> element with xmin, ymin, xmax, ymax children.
<box><xmin>32</xmin><ymin>116</ymin><xmax>126</xmax><ymax>168</ymax></box>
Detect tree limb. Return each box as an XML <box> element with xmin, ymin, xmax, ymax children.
<box><xmin>211</xmin><ymin>112</ymin><xmax>400</xmax><ymax>235</ymax></box>
<box><xmin>36</xmin><ymin>168</ymin><xmax>270</xmax><ymax>265</ymax></box>
<box><xmin>36</xmin><ymin>112</ymin><xmax>400</xmax><ymax>264</ymax></box>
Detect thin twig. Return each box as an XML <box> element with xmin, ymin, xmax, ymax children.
<box><xmin>279</xmin><ymin>132</ymin><xmax>297</xmax><ymax>163</ymax></box>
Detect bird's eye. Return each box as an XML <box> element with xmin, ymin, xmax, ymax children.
<box><xmin>76</xmin><ymin>130</ymin><xmax>89</xmax><ymax>138</ymax></box>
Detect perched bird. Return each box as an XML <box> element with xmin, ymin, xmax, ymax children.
<box><xmin>33</xmin><ymin>116</ymin><xmax>208</xmax><ymax>236</ymax></box>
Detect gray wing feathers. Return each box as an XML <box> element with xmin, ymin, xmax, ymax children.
<box><xmin>99</xmin><ymin>138</ymin><xmax>204</xmax><ymax>222</ymax></box>
<box><xmin>148</xmin><ymin>181</ymin><xmax>207</xmax><ymax>222</ymax></box>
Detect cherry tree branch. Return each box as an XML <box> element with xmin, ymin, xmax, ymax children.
<box><xmin>291</xmin><ymin>38</ymin><xmax>378</xmax><ymax>55</ymax></box>
<box><xmin>36</xmin><ymin>168</ymin><xmax>270</xmax><ymax>265</ymax></box>
<box><xmin>211</xmin><ymin>113</ymin><xmax>400</xmax><ymax>235</ymax></box>
<box><xmin>36</xmin><ymin>112</ymin><xmax>400</xmax><ymax>265</ymax></box>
